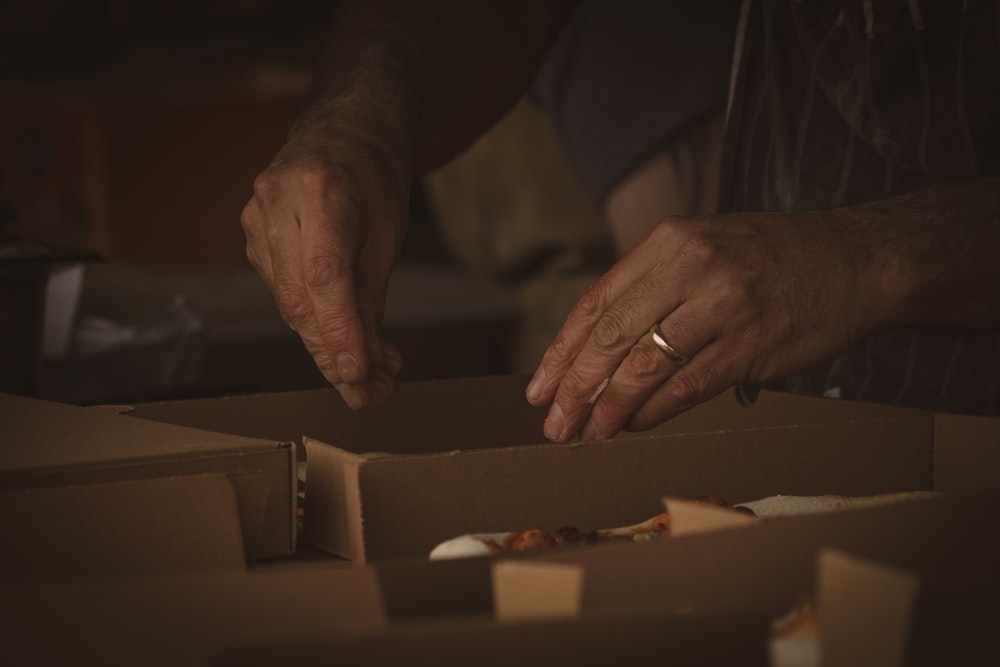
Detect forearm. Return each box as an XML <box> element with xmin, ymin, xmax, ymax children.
<box><xmin>856</xmin><ymin>177</ymin><xmax>1000</xmax><ymax>330</ymax></box>
<box><xmin>287</xmin><ymin>0</ymin><xmax>578</xmax><ymax>172</ymax></box>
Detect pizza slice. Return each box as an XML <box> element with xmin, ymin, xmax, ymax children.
<box><xmin>429</xmin><ymin>491</ymin><xmax>938</xmax><ymax>560</ymax></box>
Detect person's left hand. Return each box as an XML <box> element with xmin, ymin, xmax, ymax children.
<box><xmin>525</xmin><ymin>210</ymin><xmax>897</xmax><ymax>441</ymax></box>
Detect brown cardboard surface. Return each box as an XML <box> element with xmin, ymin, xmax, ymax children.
<box><xmin>122</xmin><ymin>375</ymin><xmax>950</xmax><ymax>562</ymax></box>
<box><xmin>128</xmin><ymin>374</ymin><xmax>548</xmax><ymax>452</ymax></box>
<box><xmin>374</xmin><ymin>554</ymin><xmax>494</xmax><ymax>622</ymax></box>
<box><xmin>933</xmin><ymin>412</ymin><xmax>1000</xmax><ymax>493</ymax></box>
<box><xmin>816</xmin><ymin>548</ymin><xmax>1000</xmax><ymax>667</ymax></box>
<box><xmin>1</xmin><ymin>391</ymin><xmax>296</xmax><ymax>559</ymax></box>
<box><xmin>530</xmin><ymin>490</ymin><xmax>1000</xmax><ymax>618</ymax></box>
<box><xmin>0</xmin><ymin>474</ymin><xmax>246</xmax><ymax>583</ymax></box>
<box><xmin>492</xmin><ymin>561</ymin><xmax>584</xmax><ymax>622</ymax></box>
<box><xmin>212</xmin><ymin>608</ymin><xmax>773</xmax><ymax>667</ymax></box>
<box><xmin>127</xmin><ymin>375</ymin><xmax>927</xmax><ymax>450</ymax></box>
<box><xmin>819</xmin><ymin>549</ymin><xmax>919</xmax><ymax>667</ymax></box>
<box><xmin>905</xmin><ymin>581</ymin><xmax>1000</xmax><ymax>666</ymax></box>
<box><xmin>315</xmin><ymin>415</ymin><xmax>931</xmax><ymax>561</ymax></box>
<box><xmin>0</xmin><ymin>566</ymin><xmax>386</xmax><ymax>666</ymax></box>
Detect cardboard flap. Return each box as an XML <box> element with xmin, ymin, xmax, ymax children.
<box><xmin>1</xmin><ymin>392</ymin><xmax>288</xmax><ymax>474</ymax></box>
<box><xmin>492</xmin><ymin>561</ymin><xmax>584</xmax><ymax>622</ymax></box>
<box><xmin>0</xmin><ymin>473</ymin><xmax>246</xmax><ymax>582</ymax></box>
<box><xmin>819</xmin><ymin>549</ymin><xmax>919</xmax><ymax>667</ymax></box>
<box><xmin>664</xmin><ymin>497</ymin><xmax>759</xmax><ymax>537</ymax></box>
<box><xmin>532</xmin><ymin>490</ymin><xmax>1000</xmax><ymax>618</ymax></box>
<box><xmin>302</xmin><ymin>436</ymin><xmax>365</xmax><ymax>559</ymax></box>
<box><xmin>1</xmin><ymin>566</ymin><xmax>387</xmax><ymax>666</ymax></box>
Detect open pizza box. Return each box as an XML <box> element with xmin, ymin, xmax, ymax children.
<box><xmin>483</xmin><ymin>489</ymin><xmax>1000</xmax><ymax>665</ymax></box>
<box><xmin>208</xmin><ymin>494</ymin><xmax>1000</xmax><ymax>667</ymax></box>
<box><xmin>125</xmin><ymin>374</ymin><xmax>955</xmax><ymax>563</ymax></box>
<box><xmin>0</xmin><ymin>391</ymin><xmax>297</xmax><ymax>580</ymax></box>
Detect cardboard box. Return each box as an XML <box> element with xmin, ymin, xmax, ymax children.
<box><xmin>129</xmin><ymin>375</ymin><xmax>954</xmax><ymax>562</ymax></box>
<box><xmin>0</xmin><ymin>567</ymin><xmax>386</xmax><ymax>667</ymax></box>
<box><xmin>4</xmin><ymin>374</ymin><xmax>1000</xmax><ymax>664</ymax></box>
<box><xmin>214</xmin><ymin>608</ymin><xmax>775</xmax><ymax>667</ymax></box>
<box><xmin>0</xmin><ymin>391</ymin><xmax>296</xmax><ymax>577</ymax></box>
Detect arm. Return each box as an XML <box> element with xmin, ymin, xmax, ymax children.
<box><xmin>526</xmin><ymin>177</ymin><xmax>1000</xmax><ymax>441</ymax></box>
<box><xmin>241</xmin><ymin>0</ymin><xmax>577</xmax><ymax>408</ymax></box>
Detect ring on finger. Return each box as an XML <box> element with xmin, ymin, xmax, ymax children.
<box><xmin>649</xmin><ymin>324</ymin><xmax>689</xmax><ymax>366</ymax></box>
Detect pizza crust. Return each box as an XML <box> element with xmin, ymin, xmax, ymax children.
<box><xmin>428</xmin><ymin>491</ymin><xmax>940</xmax><ymax>560</ymax></box>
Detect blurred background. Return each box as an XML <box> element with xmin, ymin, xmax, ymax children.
<box><xmin>0</xmin><ymin>0</ymin><xmax>611</xmax><ymax>405</ymax></box>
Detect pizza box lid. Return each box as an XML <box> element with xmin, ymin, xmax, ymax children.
<box><xmin>0</xmin><ymin>391</ymin><xmax>291</xmax><ymax>474</ymax></box>
<box><xmin>0</xmin><ymin>391</ymin><xmax>297</xmax><ymax>561</ymax></box>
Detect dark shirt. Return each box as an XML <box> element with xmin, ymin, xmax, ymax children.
<box><xmin>720</xmin><ymin>0</ymin><xmax>1000</xmax><ymax>415</ymax></box>
<box><xmin>534</xmin><ymin>1</ymin><xmax>739</xmax><ymax>203</ymax></box>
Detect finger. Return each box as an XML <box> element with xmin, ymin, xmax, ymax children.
<box><xmin>526</xmin><ymin>223</ymin><xmax>689</xmax><ymax>408</ymax></box>
<box><xmin>624</xmin><ymin>339</ymin><xmax>741</xmax><ymax>431</ymax></box>
<box><xmin>299</xmin><ymin>192</ymin><xmax>370</xmax><ymax>385</ymax></box>
<box><xmin>381</xmin><ymin>340</ymin><xmax>403</xmax><ymax>376</ymax></box>
<box><xmin>368</xmin><ymin>366</ymin><xmax>397</xmax><ymax>403</ymax></box>
<box><xmin>335</xmin><ymin>381</ymin><xmax>369</xmax><ymax>412</ymax></box>
<box><xmin>579</xmin><ymin>307</ymin><xmax>714</xmax><ymax>441</ymax></box>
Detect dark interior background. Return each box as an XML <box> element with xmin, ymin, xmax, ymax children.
<box><xmin>0</xmin><ymin>0</ymin><xmax>522</xmax><ymax>404</ymax></box>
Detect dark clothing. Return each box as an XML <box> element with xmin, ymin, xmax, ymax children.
<box><xmin>720</xmin><ymin>0</ymin><xmax>1000</xmax><ymax>415</ymax></box>
<box><xmin>534</xmin><ymin>1</ymin><xmax>739</xmax><ymax>203</ymax></box>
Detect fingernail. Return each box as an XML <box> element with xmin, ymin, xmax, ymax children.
<box><xmin>336</xmin><ymin>352</ymin><xmax>362</xmax><ymax>384</ymax></box>
<box><xmin>526</xmin><ymin>367</ymin><xmax>546</xmax><ymax>403</ymax></box>
<box><xmin>544</xmin><ymin>402</ymin><xmax>564</xmax><ymax>441</ymax></box>
<box><xmin>580</xmin><ymin>420</ymin><xmax>597</xmax><ymax>442</ymax></box>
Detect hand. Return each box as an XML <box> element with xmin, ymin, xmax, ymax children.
<box><xmin>241</xmin><ymin>132</ymin><xmax>411</xmax><ymax>410</ymax></box>
<box><xmin>525</xmin><ymin>211</ymin><xmax>895</xmax><ymax>441</ymax></box>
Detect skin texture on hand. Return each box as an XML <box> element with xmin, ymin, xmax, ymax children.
<box><xmin>526</xmin><ymin>178</ymin><xmax>1000</xmax><ymax>441</ymax></box>
<box><xmin>241</xmin><ymin>132</ymin><xmax>409</xmax><ymax>409</ymax></box>
<box><xmin>240</xmin><ymin>1</ymin><xmax>578</xmax><ymax>410</ymax></box>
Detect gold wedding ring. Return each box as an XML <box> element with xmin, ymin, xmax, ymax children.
<box><xmin>649</xmin><ymin>324</ymin><xmax>689</xmax><ymax>365</ymax></box>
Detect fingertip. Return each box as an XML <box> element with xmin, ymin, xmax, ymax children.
<box><xmin>382</xmin><ymin>343</ymin><xmax>403</xmax><ymax>376</ymax></box>
<box><xmin>525</xmin><ymin>366</ymin><xmax>547</xmax><ymax>405</ymax></box>
<box><xmin>336</xmin><ymin>382</ymin><xmax>368</xmax><ymax>411</ymax></box>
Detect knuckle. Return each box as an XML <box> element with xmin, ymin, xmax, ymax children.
<box><xmin>252</xmin><ymin>169</ymin><xmax>283</xmax><ymax>207</ymax></box>
<box><xmin>677</xmin><ymin>235</ymin><xmax>717</xmax><ymax>266</ymax></box>
<box><xmin>274</xmin><ymin>285</ymin><xmax>310</xmax><ymax>325</ymax></box>
<box><xmin>315</xmin><ymin>312</ymin><xmax>354</xmax><ymax>345</ymax></box>
<box><xmin>592</xmin><ymin>310</ymin><xmax>630</xmax><ymax>351</ymax></box>
<box><xmin>545</xmin><ymin>333</ymin><xmax>574</xmax><ymax>366</ymax></box>
<box><xmin>626</xmin><ymin>343</ymin><xmax>668</xmax><ymax>380</ymax></box>
<box><xmin>577</xmin><ymin>281</ymin><xmax>608</xmax><ymax>318</ymax></box>
<box><xmin>662</xmin><ymin>372</ymin><xmax>705</xmax><ymax>409</ymax></box>
<box><xmin>303</xmin><ymin>251</ymin><xmax>348</xmax><ymax>289</ymax></box>
<box><xmin>556</xmin><ymin>371</ymin><xmax>589</xmax><ymax>404</ymax></box>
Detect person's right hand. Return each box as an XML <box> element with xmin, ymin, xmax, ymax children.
<box><xmin>240</xmin><ymin>131</ymin><xmax>411</xmax><ymax>410</ymax></box>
